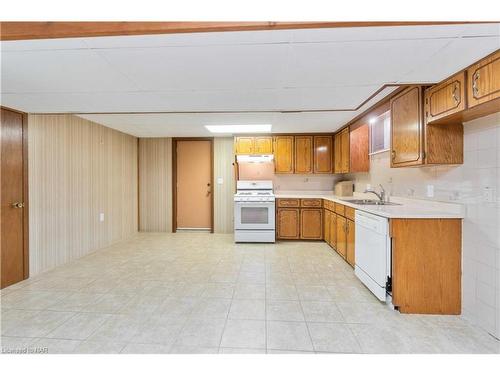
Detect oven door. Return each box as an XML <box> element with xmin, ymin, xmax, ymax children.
<box><xmin>234</xmin><ymin>201</ymin><xmax>275</xmax><ymax>230</ymax></box>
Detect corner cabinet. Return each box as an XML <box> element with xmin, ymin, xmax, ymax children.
<box><xmin>390</xmin><ymin>86</ymin><xmax>425</xmax><ymax>167</ymax></box>
<box><xmin>334</xmin><ymin>127</ymin><xmax>350</xmax><ymax>173</ymax></box>
<box><xmin>313</xmin><ymin>135</ymin><xmax>333</xmax><ymax>173</ymax></box>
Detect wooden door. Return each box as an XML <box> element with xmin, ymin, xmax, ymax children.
<box><xmin>340</xmin><ymin>128</ymin><xmax>350</xmax><ymax>173</ymax></box>
<box><xmin>336</xmin><ymin>215</ymin><xmax>347</xmax><ymax>258</ymax></box>
<box><xmin>334</xmin><ymin>133</ymin><xmax>342</xmax><ymax>173</ymax></box>
<box><xmin>1</xmin><ymin>108</ymin><xmax>28</xmax><ymax>288</ymax></box>
<box><xmin>234</xmin><ymin>136</ymin><xmax>254</xmax><ymax>154</ymax></box>
<box><xmin>425</xmin><ymin>72</ymin><xmax>466</xmax><ymax>124</ymax></box>
<box><xmin>346</xmin><ymin>219</ymin><xmax>355</xmax><ymax>266</ymax></box>
<box><xmin>175</xmin><ymin>140</ymin><xmax>212</xmax><ymax>230</ymax></box>
<box><xmin>277</xmin><ymin>208</ymin><xmax>300</xmax><ymax>239</ymax></box>
<box><xmin>274</xmin><ymin>136</ymin><xmax>294</xmax><ymax>173</ymax></box>
<box><xmin>254</xmin><ymin>137</ymin><xmax>273</xmax><ymax>154</ymax></box>
<box><xmin>294</xmin><ymin>136</ymin><xmax>313</xmax><ymax>174</ymax></box>
<box><xmin>329</xmin><ymin>213</ymin><xmax>337</xmax><ymax>249</ymax></box>
<box><xmin>349</xmin><ymin>124</ymin><xmax>369</xmax><ymax>173</ymax></box>
<box><xmin>390</xmin><ymin>86</ymin><xmax>424</xmax><ymax>167</ymax></box>
<box><xmin>467</xmin><ymin>50</ymin><xmax>500</xmax><ymax>108</ymax></box>
<box><xmin>313</xmin><ymin>135</ymin><xmax>333</xmax><ymax>173</ymax></box>
<box><xmin>323</xmin><ymin>209</ymin><xmax>331</xmax><ymax>245</ymax></box>
<box><xmin>300</xmin><ymin>208</ymin><xmax>322</xmax><ymax>240</ymax></box>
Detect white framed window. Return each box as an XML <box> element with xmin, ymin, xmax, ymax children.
<box><xmin>369</xmin><ymin>110</ymin><xmax>391</xmax><ymax>155</ymax></box>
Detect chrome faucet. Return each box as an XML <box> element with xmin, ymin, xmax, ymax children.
<box><xmin>364</xmin><ymin>184</ymin><xmax>386</xmax><ymax>203</ymax></box>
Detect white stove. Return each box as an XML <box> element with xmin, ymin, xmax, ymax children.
<box><xmin>234</xmin><ymin>180</ymin><xmax>275</xmax><ymax>243</ymax></box>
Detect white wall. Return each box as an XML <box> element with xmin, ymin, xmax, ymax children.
<box><xmin>28</xmin><ymin>115</ymin><xmax>138</xmax><ymax>276</ymax></box>
<box><xmin>345</xmin><ymin>112</ymin><xmax>500</xmax><ymax>339</ymax></box>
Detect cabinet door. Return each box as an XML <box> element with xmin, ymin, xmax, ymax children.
<box><xmin>349</xmin><ymin>124</ymin><xmax>369</xmax><ymax>173</ymax></box>
<box><xmin>346</xmin><ymin>219</ymin><xmax>355</xmax><ymax>267</ymax></box>
<box><xmin>294</xmin><ymin>136</ymin><xmax>313</xmax><ymax>174</ymax></box>
<box><xmin>390</xmin><ymin>86</ymin><xmax>424</xmax><ymax>167</ymax></box>
<box><xmin>467</xmin><ymin>50</ymin><xmax>500</xmax><ymax>108</ymax></box>
<box><xmin>340</xmin><ymin>128</ymin><xmax>350</xmax><ymax>173</ymax></box>
<box><xmin>425</xmin><ymin>72</ymin><xmax>466</xmax><ymax>124</ymax></box>
<box><xmin>330</xmin><ymin>213</ymin><xmax>337</xmax><ymax>249</ymax></box>
<box><xmin>323</xmin><ymin>209</ymin><xmax>331</xmax><ymax>245</ymax></box>
<box><xmin>277</xmin><ymin>208</ymin><xmax>300</xmax><ymax>239</ymax></box>
<box><xmin>333</xmin><ymin>133</ymin><xmax>342</xmax><ymax>173</ymax></box>
<box><xmin>235</xmin><ymin>137</ymin><xmax>254</xmax><ymax>154</ymax></box>
<box><xmin>313</xmin><ymin>135</ymin><xmax>333</xmax><ymax>173</ymax></box>
<box><xmin>274</xmin><ymin>136</ymin><xmax>294</xmax><ymax>173</ymax></box>
<box><xmin>254</xmin><ymin>136</ymin><xmax>273</xmax><ymax>154</ymax></box>
<box><xmin>300</xmin><ymin>209</ymin><xmax>323</xmax><ymax>240</ymax></box>
<box><xmin>336</xmin><ymin>215</ymin><xmax>347</xmax><ymax>258</ymax></box>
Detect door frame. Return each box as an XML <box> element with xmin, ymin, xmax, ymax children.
<box><xmin>1</xmin><ymin>106</ymin><xmax>29</xmax><ymax>282</ymax></box>
<box><xmin>172</xmin><ymin>137</ymin><xmax>214</xmax><ymax>233</ymax></box>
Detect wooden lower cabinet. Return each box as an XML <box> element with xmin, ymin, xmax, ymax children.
<box><xmin>277</xmin><ymin>208</ymin><xmax>300</xmax><ymax>239</ymax></box>
<box><xmin>346</xmin><ymin>219</ymin><xmax>355</xmax><ymax>266</ymax></box>
<box><xmin>329</xmin><ymin>211</ymin><xmax>337</xmax><ymax>249</ymax></box>
<box><xmin>300</xmin><ymin>209</ymin><xmax>323</xmax><ymax>240</ymax></box>
<box><xmin>336</xmin><ymin>215</ymin><xmax>347</xmax><ymax>258</ymax></box>
<box><xmin>391</xmin><ymin>218</ymin><xmax>461</xmax><ymax>314</ymax></box>
<box><xmin>323</xmin><ymin>209</ymin><xmax>331</xmax><ymax>244</ymax></box>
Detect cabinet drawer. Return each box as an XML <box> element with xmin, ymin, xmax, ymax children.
<box><xmin>301</xmin><ymin>198</ymin><xmax>322</xmax><ymax>208</ymax></box>
<box><xmin>277</xmin><ymin>199</ymin><xmax>300</xmax><ymax>208</ymax></box>
<box><xmin>345</xmin><ymin>206</ymin><xmax>355</xmax><ymax>221</ymax></box>
<box><xmin>335</xmin><ymin>203</ymin><xmax>345</xmax><ymax>216</ymax></box>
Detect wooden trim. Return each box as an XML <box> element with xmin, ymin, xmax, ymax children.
<box><xmin>136</xmin><ymin>138</ymin><xmax>140</xmax><ymax>232</ymax></box>
<box><xmin>22</xmin><ymin>111</ymin><xmax>29</xmax><ymax>279</ymax></box>
<box><xmin>171</xmin><ymin>137</ymin><xmax>214</xmax><ymax>233</ymax></box>
<box><xmin>0</xmin><ymin>21</ymin><xmax>487</xmax><ymax>41</ymax></box>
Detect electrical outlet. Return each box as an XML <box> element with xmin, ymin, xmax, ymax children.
<box><xmin>366</xmin><ymin>184</ymin><xmax>371</xmax><ymax>190</ymax></box>
<box><xmin>99</xmin><ymin>213</ymin><xmax>105</xmax><ymax>222</ymax></box>
<box><xmin>217</xmin><ymin>177</ymin><xmax>223</xmax><ymax>185</ymax></box>
<box><xmin>483</xmin><ymin>187</ymin><xmax>495</xmax><ymax>202</ymax></box>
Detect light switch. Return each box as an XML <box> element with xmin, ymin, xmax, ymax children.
<box><xmin>217</xmin><ymin>177</ymin><xmax>224</xmax><ymax>185</ymax></box>
<box><xmin>99</xmin><ymin>213</ymin><xmax>105</xmax><ymax>222</ymax></box>
<box><xmin>426</xmin><ymin>185</ymin><xmax>434</xmax><ymax>198</ymax></box>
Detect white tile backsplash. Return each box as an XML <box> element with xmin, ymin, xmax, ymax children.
<box><xmin>346</xmin><ymin>112</ymin><xmax>500</xmax><ymax>339</ymax></box>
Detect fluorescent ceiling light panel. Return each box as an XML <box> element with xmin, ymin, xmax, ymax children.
<box><xmin>205</xmin><ymin>124</ymin><xmax>272</xmax><ymax>133</ymax></box>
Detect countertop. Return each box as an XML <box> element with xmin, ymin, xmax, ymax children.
<box><xmin>274</xmin><ymin>191</ymin><xmax>465</xmax><ymax>219</ymax></box>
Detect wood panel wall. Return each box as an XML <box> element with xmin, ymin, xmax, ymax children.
<box><xmin>214</xmin><ymin>138</ymin><xmax>235</xmax><ymax>234</ymax></box>
<box><xmin>138</xmin><ymin>138</ymin><xmax>173</xmax><ymax>232</ymax></box>
<box><xmin>28</xmin><ymin>115</ymin><xmax>138</xmax><ymax>276</ymax></box>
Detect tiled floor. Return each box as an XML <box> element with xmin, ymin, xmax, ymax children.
<box><xmin>1</xmin><ymin>233</ymin><xmax>499</xmax><ymax>354</ymax></box>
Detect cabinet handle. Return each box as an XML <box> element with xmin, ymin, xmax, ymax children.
<box><xmin>472</xmin><ymin>72</ymin><xmax>480</xmax><ymax>97</ymax></box>
<box><xmin>452</xmin><ymin>83</ymin><xmax>459</xmax><ymax>104</ymax></box>
<box><xmin>12</xmin><ymin>202</ymin><xmax>25</xmax><ymax>208</ymax></box>
<box><xmin>391</xmin><ymin>150</ymin><xmax>396</xmax><ymax>161</ymax></box>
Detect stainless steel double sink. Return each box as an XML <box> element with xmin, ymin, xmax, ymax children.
<box><xmin>340</xmin><ymin>199</ymin><xmax>401</xmax><ymax>206</ymax></box>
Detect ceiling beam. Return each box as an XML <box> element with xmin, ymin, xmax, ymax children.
<box><xmin>0</xmin><ymin>21</ymin><xmax>487</xmax><ymax>41</ymax></box>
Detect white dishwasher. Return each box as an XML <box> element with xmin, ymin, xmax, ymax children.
<box><xmin>354</xmin><ymin>211</ymin><xmax>391</xmax><ymax>302</ymax></box>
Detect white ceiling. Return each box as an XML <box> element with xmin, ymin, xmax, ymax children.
<box><xmin>1</xmin><ymin>23</ymin><xmax>499</xmax><ymax>136</ymax></box>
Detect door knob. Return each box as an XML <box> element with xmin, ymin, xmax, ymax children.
<box><xmin>12</xmin><ymin>202</ymin><xmax>24</xmax><ymax>208</ymax></box>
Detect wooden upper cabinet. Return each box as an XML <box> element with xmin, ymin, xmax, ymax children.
<box><xmin>254</xmin><ymin>136</ymin><xmax>273</xmax><ymax>154</ymax></box>
<box><xmin>277</xmin><ymin>208</ymin><xmax>300</xmax><ymax>239</ymax></box>
<box><xmin>390</xmin><ymin>86</ymin><xmax>424</xmax><ymax>167</ymax></box>
<box><xmin>340</xmin><ymin>128</ymin><xmax>350</xmax><ymax>173</ymax></box>
<box><xmin>313</xmin><ymin>135</ymin><xmax>333</xmax><ymax>173</ymax></box>
<box><xmin>425</xmin><ymin>72</ymin><xmax>466</xmax><ymax>124</ymax></box>
<box><xmin>235</xmin><ymin>136</ymin><xmax>254</xmax><ymax>154</ymax></box>
<box><xmin>294</xmin><ymin>136</ymin><xmax>313</xmax><ymax>174</ymax></box>
<box><xmin>334</xmin><ymin>128</ymin><xmax>350</xmax><ymax>173</ymax></box>
<box><xmin>274</xmin><ymin>136</ymin><xmax>294</xmax><ymax>173</ymax></box>
<box><xmin>349</xmin><ymin>124</ymin><xmax>368</xmax><ymax>173</ymax></box>
<box><xmin>300</xmin><ymin>209</ymin><xmax>323</xmax><ymax>240</ymax></box>
<box><xmin>467</xmin><ymin>50</ymin><xmax>500</xmax><ymax>108</ymax></box>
